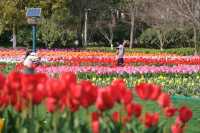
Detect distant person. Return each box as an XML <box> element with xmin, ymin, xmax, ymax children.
<box><xmin>23</xmin><ymin>50</ymin><xmax>41</xmax><ymax>74</ymax></box>
<box><xmin>116</xmin><ymin>40</ymin><xmax>127</xmax><ymax>66</ymax></box>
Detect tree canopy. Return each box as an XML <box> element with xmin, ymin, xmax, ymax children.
<box><xmin>0</xmin><ymin>0</ymin><xmax>199</xmax><ymax>53</ymax></box>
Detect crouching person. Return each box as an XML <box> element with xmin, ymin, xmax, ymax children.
<box><xmin>23</xmin><ymin>51</ymin><xmax>41</xmax><ymax>74</ymax></box>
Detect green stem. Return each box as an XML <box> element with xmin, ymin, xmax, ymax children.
<box><xmin>53</xmin><ymin>112</ymin><xmax>58</xmax><ymax>133</ymax></box>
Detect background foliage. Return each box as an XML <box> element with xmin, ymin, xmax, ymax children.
<box><xmin>0</xmin><ymin>0</ymin><xmax>200</xmax><ymax>53</ymax></box>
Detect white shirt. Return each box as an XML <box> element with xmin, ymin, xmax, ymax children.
<box><xmin>23</xmin><ymin>54</ymin><xmax>40</xmax><ymax>68</ymax></box>
<box><xmin>118</xmin><ymin>44</ymin><xmax>124</xmax><ymax>58</ymax></box>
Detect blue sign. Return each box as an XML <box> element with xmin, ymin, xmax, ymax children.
<box><xmin>26</xmin><ymin>8</ymin><xmax>41</xmax><ymax>17</ymax></box>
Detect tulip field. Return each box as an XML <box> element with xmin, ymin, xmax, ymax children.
<box><xmin>0</xmin><ymin>48</ymin><xmax>200</xmax><ymax>133</ymax></box>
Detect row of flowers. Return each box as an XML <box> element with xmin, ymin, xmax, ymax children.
<box><xmin>2</xmin><ymin>56</ymin><xmax>200</xmax><ymax>66</ymax></box>
<box><xmin>83</xmin><ymin>73</ymin><xmax>200</xmax><ymax>98</ymax></box>
<box><xmin>2</xmin><ymin>63</ymin><xmax>200</xmax><ymax>97</ymax></box>
<box><xmin>0</xmin><ymin>72</ymin><xmax>193</xmax><ymax>133</ymax></box>
<box><xmin>47</xmin><ymin>56</ymin><xmax>200</xmax><ymax>66</ymax></box>
<box><xmin>35</xmin><ymin>65</ymin><xmax>200</xmax><ymax>74</ymax></box>
<box><xmin>0</xmin><ymin>48</ymin><xmax>176</xmax><ymax>57</ymax></box>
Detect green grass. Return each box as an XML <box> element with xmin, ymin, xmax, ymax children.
<box><xmin>172</xmin><ymin>97</ymin><xmax>200</xmax><ymax>133</ymax></box>
<box><xmin>135</xmin><ymin>96</ymin><xmax>200</xmax><ymax>133</ymax></box>
<box><xmin>85</xmin><ymin>47</ymin><xmax>195</xmax><ymax>55</ymax></box>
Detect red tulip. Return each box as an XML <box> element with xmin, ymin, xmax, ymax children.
<box><xmin>126</xmin><ymin>102</ymin><xmax>142</xmax><ymax>118</ymax></box>
<box><xmin>0</xmin><ymin>94</ymin><xmax>9</xmax><ymax>108</ymax></box>
<box><xmin>14</xmin><ymin>100</ymin><xmax>25</xmax><ymax>112</ymax></box>
<box><xmin>59</xmin><ymin>96</ymin><xmax>68</xmax><ymax>111</ymax></box>
<box><xmin>149</xmin><ymin>84</ymin><xmax>161</xmax><ymax>100</ymax></box>
<box><xmin>70</xmin><ymin>84</ymin><xmax>82</xmax><ymax>99</ymax></box>
<box><xmin>60</xmin><ymin>72</ymin><xmax>76</xmax><ymax>86</ymax></box>
<box><xmin>96</xmin><ymin>93</ymin><xmax>105</xmax><ymax>111</ymax></box>
<box><xmin>32</xmin><ymin>83</ymin><xmax>46</xmax><ymax>105</ymax></box>
<box><xmin>144</xmin><ymin>112</ymin><xmax>159</xmax><ymax>128</ymax></box>
<box><xmin>121</xmin><ymin>89</ymin><xmax>133</xmax><ymax>105</ymax></box>
<box><xmin>6</xmin><ymin>71</ymin><xmax>22</xmax><ymax>94</ymax></box>
<box><xmin>112</xmin><ymin>112</ymin><xmax>120</xmax><ymax>123</ymax></box>
<box><xmin>67</xmin><ymin>98</ymin><xmax>80</xmax><ymax>112</ymax></box>
<box><xmin>0</xmin><ymin>73</ymin><xmax>5</xmax><ymax>90</ymax></box>
<box><xmin>171</xmin><ymin>123</ymin><xmax>183</xmax><ymax>133</ymax></box>
<box><xmin>34</xmin><ymin>73</ymin><xmax>48</xmax><ymax>82</ymax></box>
<box><xmin>80</xmin><ymin>80</ymin><xmax>97</xmax><ymax>108</ymax></box>
<box><xmin>20</xmin><ymin>73</ymin><xmax>48</xmax><ymax>103</ymax></box>
<box><xmin>91</xmin><ymin>112</ymin><xmax>100</xmax><ymax>122</ymax></box>
<box><xmin>132</xmin><ymin>103</ymin><xmax>142</xmax><ymax>118</ymax></box>
<box><xmin>10</xmin><ymin>94</ymin><xmax>17</xmax><ymax>106</ymax></box>
<box><xmin>96</xmin><ymin>89</ymin><xmax>115</xmax><ymax>111</ymax></box>
<box><xmin>91</xmin><ymin>112</ymin><xmax>100</xmax><ymax>133</ymax></box>
<box><xmin>45</xmin><ymin>97</ymin><xmax>56</xmax><ymax>113</ymax></box>
<box><xmin>164</xmin><ymin>106</ymin><xmax>177</xmax><ymax>117</ymax></box>
<box><xmin>92</xmin><ymin>120</ymin><xmax>99</xmax><ymax>133</ymax></box>
<box><xmin>135</xmin><ymin>83</ymin><xmax>152</xmax><ymax>100</ymax></box>
<box><xmin>157</xmin><ymin>93</ymin><xmax>171</xmax><ymax>108</ymax></box>
<box><xmin>46</xmin><ymin>79</ymin><xmax>65</xmax><ymax>99</ymax></box>
<box><xmin>135</xmin><ymin>83</ymin><xmax>162</xmax><ymax>101</ymax></box>
<box><xmin>178</xmin><ymin>106</ymin><xmax>193</xmax><ymax>123</ymax></box>
<box><xmin>110</xmin><ymin>79</ymin><xmax>127</xmax><ymax>102</ymax></box>
<box><xmin>126</xmin><ymin>103</ymin><xmax>133</xmax><ymax>117</ymax></box>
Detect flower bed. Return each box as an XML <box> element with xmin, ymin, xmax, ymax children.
<box><xmin>0</xmin><ymin>48</ymin><xmax>199</xmax><ymax>132</ymax></box>
<box><xmin>47</xmin><ymin>56</ymin><xmax>200</xmax><ymax>66</ymax></box>
<box><xmin>0</xmin><ymin>48</ymin><xmax>176</xmax><ymax>57</ymax></box>
<box><xmin>0</xmin><ymin>72</ymin><xmax>193</xmax><ymax>133</ymax></box>
<box><xmin>5</xmin><ymin>56</ymin><xmax>200</xmax><ymax>66</ymax></box>
<box><xmin>79</xmin><ymin>73</ymin><xmax>200</xmax><ymax>98</ymax></box>
<box><xmin>36</xmin><ymin>65</ymin><xmax>200</xmax><ymax>74</ymax></box>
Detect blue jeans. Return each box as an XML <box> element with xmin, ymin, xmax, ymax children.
<box><xmin>117</xmin><ymin>58</ymin><xmax>124</xmax><ymax>66</ymax></box>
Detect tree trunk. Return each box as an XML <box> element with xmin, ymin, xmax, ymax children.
<box><xmin>109</xmin><ymin>39</ymin><xmax>113</xmax><ymax>49</ymax></box>
<box><xmin>84</xmin><ymin>10</ymin><xmax>88</xmax><ymax>47</ymax></box>
<box><xmin>110</xmin><ymin>10</ymin><xmax>115</xmax><ymax>49</ymax></box>
<box><xmin>193</xmin><ymin>26</ymin><xmax>198</xmax><ymax>55</ymax></box>
<box><xmin>45</xmin><ymin>41</ymin><xmax>48</xmax><ymax>48</ymax></box>
<box><xmin>129</xmin><ymin>7</ymin><xmax>135</xmax><ymax>48</ymax></box>
<box><xmin>160</xmin><ymin>39</ymin><xmax>164</xmax><ymax>51</ymax></box>
<box><xmin>157</xmin><ymin>30</ymin><xmax>164</xmax><ymax>51</ymax></box>
<box><xmin>78</xmin><ymin>14</ymin><xmax>84</xmax><ymax>47</ymax></box>
<box><xmin>109</xmin><ymin>22</ymin><xmax>114</xmax><ymax>49</ymax></box>
<box><xmin>12</xmin><ymin>24</ymin><xmax>17</xmax><ymax>49</ymax></box>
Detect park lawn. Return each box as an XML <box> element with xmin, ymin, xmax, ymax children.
<box><xmin>172</xmin><ymin>97</ymin><xmax>200</xmax><ymax>133</ymax></box>
<box><xmin>135</xmin><ymin>96</ymin><xmax>200</xmax><ymax>133</ymax></box>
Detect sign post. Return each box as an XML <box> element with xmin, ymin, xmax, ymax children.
<box><xmin>32</xmin><ymin>25</ymin><xmax>36</xmax><ymax>52</ymax></box>
<box><xmin>26</xmin><ymin>8</ymin><xmax>41</xmax><ymax>52</ymax></box>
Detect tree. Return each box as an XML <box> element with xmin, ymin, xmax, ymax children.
<box><xmin>0</xmin><ymin>0</ymin><xmax>28</xmax><ymax>48</ymax></box>
<box><xmin>69</xmin><ymin>0</ymin><xmax>121</xmax><ymax>47</ymax></box>
<box><xmin>0</xmin><ymin>1</ymin><xmax>4</xmax><ymax>35</ymax></box>
<box><xmin>94</xmin><ymin>0</ymin><xmax>121</xmax><ymax>48</ymax></box>
<box><xmin>140</xmin><ymin>0</ymin><xmax>176</xmax><ymax>51</ymax></box>
<box><xmin>39</xmin><ymin>18</ymin><xmax>61</xmax><ymax>48</ymax></box>
<box><xmin>69</xmin><ymin>0</ymin><xmax>96</xmax><ymax>47</ymax></box>
<box><xmin>38</xmin><ymin>0</ymin><xmax>76</xmax><ymax>48</ymax></box>
<box><xmin>96</xmin><ymin>9</ymin><xmax>117</xmax><ymax>48</ymax></box>
<box><xmin>0</xmin><ymin>0</ymin><xmax>72</xmax><ymax>48</ymax></box>
<box><xmin>121</xmin><ymin>0</ymin><xmax>144</xmax><ymax>48</ymax></box>
<box><xmin>165</xmin><ymin>0</ymin><xmax>200</xmax><ymax>54</ymax></box>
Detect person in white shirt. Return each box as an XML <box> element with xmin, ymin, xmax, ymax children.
<box><xmin>116</xmin><ymin>40</ymin><xmax>127</xmax><ymax>66</ymax></box>
<box><xmin>23</xmin><ymin>51</ymin><xmax>40</xmax><ymax>74</ymax></box>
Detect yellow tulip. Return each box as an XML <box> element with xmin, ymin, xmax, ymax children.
<box><xmin>0</xmin><ymin>118</ymin><xmax>4</xmax><ymax>133</ymax></box>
